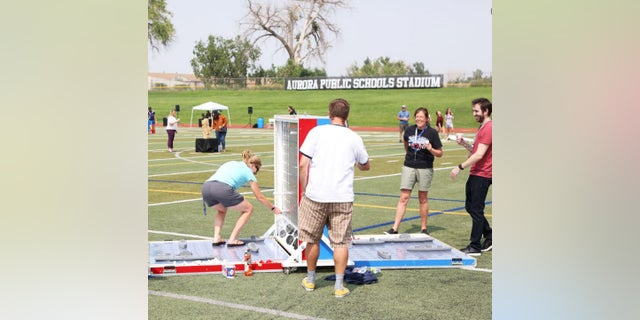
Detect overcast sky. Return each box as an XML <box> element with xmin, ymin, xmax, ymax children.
<box><xmin>148</xmin><ymin>0</ymin><xmax>492</xmax><ymax>77</ymax></box>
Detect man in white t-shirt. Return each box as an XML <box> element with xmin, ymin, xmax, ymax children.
<box><xmin>298</xmin><ymin>98</ymin><xmax>370</xmax><ymax>298</ymax></box>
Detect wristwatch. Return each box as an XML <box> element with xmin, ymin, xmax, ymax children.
<box><xmin>458</xmin><ymin>164</ymin><xmax>464</xmax><ymax>170</ymax></box>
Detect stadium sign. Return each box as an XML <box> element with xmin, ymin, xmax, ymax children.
<box><xmin>284</xmin><ymin>75</ymin><xmax>443</xmax><ymax>90</ymax></box>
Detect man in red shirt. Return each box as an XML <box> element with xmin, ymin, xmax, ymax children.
<box><xmin>450</xmin><ymin>98</ymin><xmax>492</xmax><ymax>256</ymax></box>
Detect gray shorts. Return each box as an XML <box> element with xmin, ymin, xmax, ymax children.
<box><xmin>400</xmin><ymin>166</ymin><xmax>434</xmax><ymax>191</ymax></box>
<box><xmin>201</xmin><ymin>180</ymin><xmax>244</xmax><ymax>208</ymax></box>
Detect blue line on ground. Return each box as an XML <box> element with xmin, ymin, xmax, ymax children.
<box><xmin>353</xmin><ymin>211</ymin><xmax>444</xmax><ymax>232</ymax></box>
<box><xmin>353</xmin><ymin>201</ymin><xmax>491</xmax><ymax>233</ymax></box>
<box><xmin>149</xmin><ymin>178</ymin><xmax>492</xmax><ymax>233</ymax></box>
<box><xmin>355</xmin><ymin>192</ymin><xmax>465</xmax><ymax>203</ymax></box>
<box><xmin>148</xmin><ymin>181</ymin><xmax>476</xmax><ymax>205</ymax></box>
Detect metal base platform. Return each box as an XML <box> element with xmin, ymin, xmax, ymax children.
<box><xmin>149</xmin><ymin>238</ymin><xmax>290</xmax><ymax>276</ymax></box>
<box><xmin>148</xmin><ymin>233</ymin><xmax>475</xmax><ymax>276</ymax></box>
<box><xmin>350</xmin><ymin>234</ymin><xmax>476</xmax><ymax>268</ymax></box>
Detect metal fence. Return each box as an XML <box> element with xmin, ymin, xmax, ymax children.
<box><xmin>149</xmin><ymin>77</ymin><xmax>287</xmax><ymax>91</ymax></box>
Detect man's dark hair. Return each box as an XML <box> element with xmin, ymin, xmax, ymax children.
<box><xmin>328</xmin><ymin>98</ymin><xmax>350</xmax><ymax>120</ymax></box>
<box><xmin>472</xmin><ymin>97</ymin><xmax>492</xmax><ymax>116</ymax></box>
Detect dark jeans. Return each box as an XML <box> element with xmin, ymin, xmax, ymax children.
<box><xmin>465</xmin><ymin>174</ymin><xmax>492</xmax><ymax>250</ymax></box>
<box><xmin>167</xmin><ymin>129</ymin><xmax>176</xmax><ymax>148</ymax></box>
<box><xmin>216</xmin><ymin>130</ymin><xmax>227</xmax><ymax>149</ymax></box>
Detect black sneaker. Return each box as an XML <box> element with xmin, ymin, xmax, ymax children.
<box><xmin>460</xmin><ymin>245</ymin><xmax>481</xmax><ymax>256</ymax></box>
<box><xmin>420</xmin><ymin>229</ymin><xmax>430</xmax><ymax>235</ymax></box>
<box><xmin>481</xmin><ymin>239</ymin><xmax>492</xmax><ymax>252</ymax></box>
<box><xmin>384</xmin><ymin>228</ymin><xmax>398</xmax><ymax>235</ymax></box>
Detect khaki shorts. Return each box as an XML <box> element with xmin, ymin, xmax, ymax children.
<box><xmin>298</xmin><ymin>197</ymin><xmax>353</xmax><ymax>248</ymax></box>
<box><xmin>400</xmin><ymin>166</ymin><xmax>434</xmax><ymax>191</ymax></box>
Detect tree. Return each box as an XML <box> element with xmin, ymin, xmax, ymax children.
<box><xmin>470</xmin><ymin>69</ymin><xmax>484</xmax><ymax>80</ymax></box>
<box><xmin>190</xmin><ymin>35</ymin><xmax>261</xmax><ymax>89</ymax></box>
<box><xmin>409</xmin><ymin>62</ymin><xmax>430</xmax><ymax>75</ymax></box>
<box><xmin>277</xmin><ymin>59</ymin><xmax>326</xmax><ymax>77</ymax></box>
<box><xmin>148</xmin><ymin>0</ymin><xmax>175</xmax><ymax>51</ymax></box>
<box><xmin>347</xmin><ymin>56</ymin><xmax>410</xmax><ymax>76</ymax></box>
<box><xmin>249</xmin><ymin>60</ymin><xmax>326</xmax><ymax>78</ymax></box>
<box><xmin>467</xmin><ymin>69</ymin><xmax>492</xmax><ymax>87</ymax></box>
<box><xmin>241</xmin><ymin>0</ymin><xmax>349</xmax><ymax>67</ymax></box>
<box><xmin>249</xmin><ymin>65</ymin><xmax>279</xmax><ymax>78</ymax></box>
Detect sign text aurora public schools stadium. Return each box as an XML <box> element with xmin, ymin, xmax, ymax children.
<box><xmin>284</xmin><ymin>75</ymin><xmax>444</xmax><ymax>90</ymax></box>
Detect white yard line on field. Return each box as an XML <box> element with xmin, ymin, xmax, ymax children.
<box><xmin>149</xmin><ymin>290</ymin><xmax>329</xmax><ymax>320</ymax></box>
<box><xmin>462</xmin><ymin>267</ymin><xmax>493</xmax><ymax>273</ymax></box>
<box><xmin>354</xmin><ymin>166</ymin><xmax>458</xmax><ymax>181</ymax></box>
<box><xmin>149</xmin><ymin>169</ymin><xmax>215</xmax><ymax>178</ymax></box>
<box><xmin>148</xmin><ymin>198</ymin><xmax>201</xmax><ymax>207</ymax></box>
<box><xmin>148</xmin><ymin>190</ymin><xmax>270</xmax><ymax>207</ymax></box>
<box><xmin>148</xmin><ymin>230</ymin><xmax>211</xmax><ymax>239</ymax></box>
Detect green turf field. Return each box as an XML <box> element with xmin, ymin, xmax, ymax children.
<box><xmin>148</xmin><ymin>87</ymin><xmax>492</xmax><ymax>129</ymax></box>
<box><xmin>148</xmin><ymin>122</ymin><xmax>492</xmax><ymax>319</ymax></box>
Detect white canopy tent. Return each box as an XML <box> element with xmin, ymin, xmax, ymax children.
<box><xmin>189</xmin><ymin>101</ymin><xmax>231</xmax><ymax>127</ymax></box>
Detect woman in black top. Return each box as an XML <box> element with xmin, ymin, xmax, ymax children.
<box><xmin>385</xmin><ymin>107</ymin><xmax>443</xmax><ymax>235</ymax></box>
